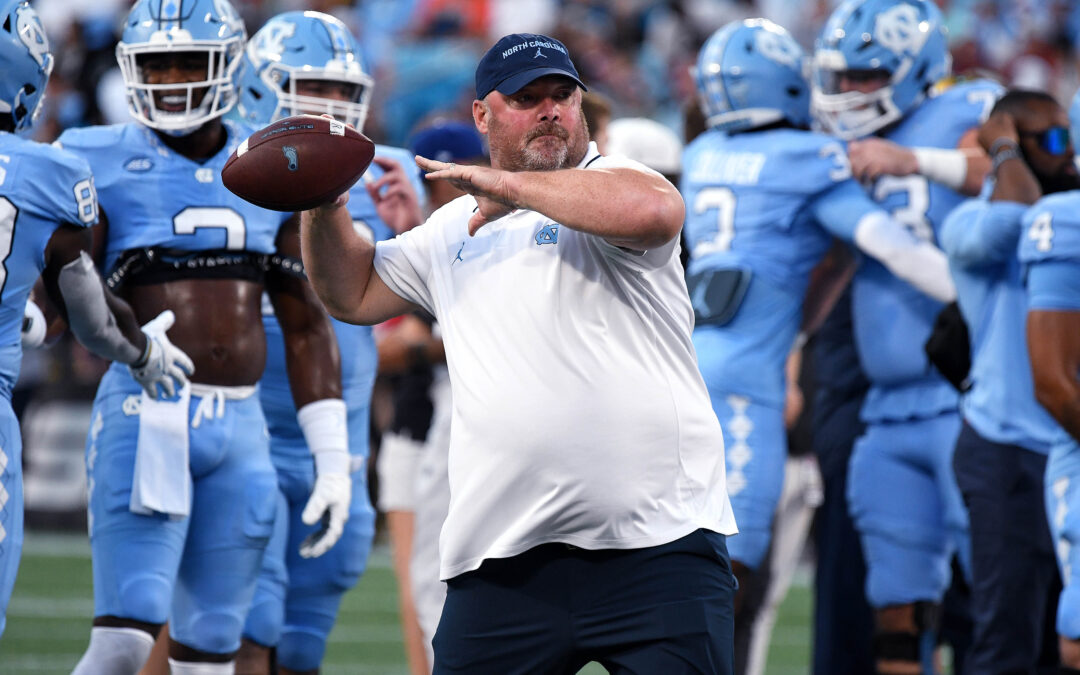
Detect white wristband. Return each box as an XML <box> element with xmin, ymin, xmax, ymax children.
<box><xmin>21</xmin><ymin>299</ymin><xmax>46</xmax><ymax>348</ymax></box>
<box><xmin>912</xmin><ymin>147</ymin><xmax>968</xmax><ymax>191</ymax></box>
<box><xmin>297</xmin><ymin>398</ymin><xmax>350</xmax><ymax>475</ymax></box>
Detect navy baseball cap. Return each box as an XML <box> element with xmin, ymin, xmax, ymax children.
<box><xmin>409</xmin><ymin>121</ymin><xmax>486</xmax><ymax>163</ymax></box>
<box><xmin>475</xmin><ymin>33</ymin><xmax>587</xmax><ymax>100</ymax></box>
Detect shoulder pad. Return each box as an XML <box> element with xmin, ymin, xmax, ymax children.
<box><xmin>56</xmin><ymin>123</ymin><xmax>129</xmax><ymax>151</ymax></box>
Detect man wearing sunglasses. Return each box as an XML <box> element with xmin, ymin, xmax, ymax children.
<box><xmin>1019</xmin><ymin>88</ymin><xmax>1080</xmax><ymax>673</ymax></box>
<box><xmin>939</xmin><ymin>88</ymin><xmax>1077</xmax><ymax>673</ymax></box>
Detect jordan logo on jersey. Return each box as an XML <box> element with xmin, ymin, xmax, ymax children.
<box><xmin>535</xmin><ymin>224</ymin><xmax>558</xmax><ymax>245</ymax></box>
<box><xmin>452</xmin><ymin>241</ymin><xmax>466</xmax><ymax>265</ymax></box>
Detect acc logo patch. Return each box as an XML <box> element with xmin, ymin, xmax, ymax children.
<box><xmin>535</xmin><ymin>224</ymin><xmax>559</xmax><ymax>245</ymax></box>
<box><xmin>124</xmin><ymin>156</ymin><xmax>153</xmax><ymax>172</ymax></box>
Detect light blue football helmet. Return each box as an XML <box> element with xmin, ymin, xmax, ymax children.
<box><xmin>116</xmin><ymin>0</ymin><xmax>247</xmax><ymax>135</ymax></box>
<box><xmin>811</xmin><ymin>0</ymin><xmax>951</xmax><ymax>139</ymax></box>
<box><xmin>693</xmin><ymin>19</ymin><xmax>810</xmax><ymax>133</ymax></box>
<box><xmin>0</xmin><ymin>0</ymin><xmax>52</xmax><ymax>133</ymax></box>
<box><xmin>236</xmin><ymin>11</ymin><xmax>373</xmax><ymax>131</ymax></box>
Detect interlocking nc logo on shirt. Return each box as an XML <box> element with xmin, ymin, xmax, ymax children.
<box><xmin>535</xmin><ymin>224</ymin><xmax>558</xmax><ymax>245</ymax></box>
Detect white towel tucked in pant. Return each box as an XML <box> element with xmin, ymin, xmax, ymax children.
<box><xmin>130</xmin><ymin>385</ymin><xmax>191</xmax><ymax>518</ymax></box>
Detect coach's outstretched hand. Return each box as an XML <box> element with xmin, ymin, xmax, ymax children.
<box><xmin>416</xmin><ymin>155</ymin><xmax>516</xmax><ymax>235</ymax></box>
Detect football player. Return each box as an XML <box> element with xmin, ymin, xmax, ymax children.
<box><xmin>683</xmin><ymin>18</ymin><xmax>957</xmax><ymax>670</ymax></box>
<box><xmin>0</xmin><ymin>0</ymin><xmax>192</xmax><ymax>639</ymax></box>
<box><xmin>61</xmin><ymin>1</ymin><xmax>348</xmax><ymax>673</ymax></box>
<box><xmin>233</xmin><ymin>11</ymin><xmax>425</xmax><ymax>674</ymax></box>
<box><xmin>941</xmin><ymin>88</ymin><xmax>1074</xmax><ymax>674</ymax></box>
<box><xmin>1021</xmin><ymin>88</ymin><xmax>1080</xmax><ymax>672</ymax></box>
<box><xmin>810</xmin><ymin>0</ymin><xmax>1002</xmax><ymax>671</ymax></box>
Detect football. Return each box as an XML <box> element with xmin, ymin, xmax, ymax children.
<box><xmin>222</xmin><ymin>114</ymin><xmax>376</xmax><ymax>212</ymax></box>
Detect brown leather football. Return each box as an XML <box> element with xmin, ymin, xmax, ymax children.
<box><xmin>222</xmin><ymin>114</ymin><xmax>376</xmax><ymax>212</ymax></box>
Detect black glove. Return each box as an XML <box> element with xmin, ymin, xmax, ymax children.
<box><xmin>924</xmin><ymin>301</ymin><xmax>971</xmax><ymax>393</ymax></box>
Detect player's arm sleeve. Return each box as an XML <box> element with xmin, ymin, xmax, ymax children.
<box><xmin>1027</xmin><ymin>261</ymin><xmax>1080</xmax><ymax>311</ymax></box>
<box><xmin>810</xmin><ymin>179</ymin><xmax>955</xmax><ymax>303</ymax></box>
<box><xmin>938</xmin><ymin>198</ymin><xmax>1027</xmax><ymax>269</ymax></box>
<box><xmin>372</xmin><ymin>216</ymin><xmax>438</xmax><ymax>316</ymax></box>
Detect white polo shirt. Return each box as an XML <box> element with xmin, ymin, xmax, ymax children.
<box><xmin>374</xmin><ymin>142</ymin><xmax>736</xmax><ymax>579</ymax></box>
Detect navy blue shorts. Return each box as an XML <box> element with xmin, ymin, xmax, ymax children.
<box><xmin>953</xmin><ymin>421</ymin><xmax>1059</xmax><ymax>672</ymax></box>
<box><xmin>432</xmin><ymin>529</ymin><xmax>735</xmax><ymax>674</ymax></box>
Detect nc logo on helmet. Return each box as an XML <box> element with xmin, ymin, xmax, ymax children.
<box><xmin>755</xmin><ymin>30</ymin><xmax>800</xmax><ymax>69</ymax></box>
<box><xmin>874</xmin><ymin>4</ymin><xmax>929</xmax><ymax>56</ymax></box>
<box><xmin>15</xmin><ymin>6</ymin><xmax>51</xmax><ymax>72</ymax></box>
<box><xmin>252</xmin><ymin>20</ymin><xmax>296</xmax><ymax>59</ymax></box>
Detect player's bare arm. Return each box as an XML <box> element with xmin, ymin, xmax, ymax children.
<box><xmin>1028</xmin><ymin>310</ymin><xmax>1080</xmax><ymax>443</ymax></box>
<box><xmin>266</xmin><ymin>214</ymin><xmax>342</xmax><ymax>406</ymax></box>
<box><xmin>301</xmin><ymin>197</ymin><xmax>419</xmax><ymax>326</ymax></box>
<box><xmin>416</xmin><ymin>157</ymin><xmax>684</xmax><ymax>250</ymax></box>
<box><xmin>980</xmin><ymin>111</ymin><xmax>1041</xmax><ymax>205</ymax></box>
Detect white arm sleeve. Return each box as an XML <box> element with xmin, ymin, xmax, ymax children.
<box><xmin>913</xmin><ymin>147</ymin><xmax>968</xmax><ymax>192</ymax></box>
<box><xmin>853</xmin><ymin>211</ymin><xmax>957</xmax><ymax>303</ymax></box>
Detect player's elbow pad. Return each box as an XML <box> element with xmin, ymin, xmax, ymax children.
<box><xmin>854</xmin><ymin>211</ymin><xmax>956</xmax><ymax>303</ymax></box>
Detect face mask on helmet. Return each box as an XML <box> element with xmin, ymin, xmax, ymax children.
<box><xmin>692</xmin><ymin>18</ymin><xmax>810</xmax><ymax>133</ymax></box>
<box><xmin>811</xmin><ymin>0</ymin><xmax>950</xmax><ymax>140</ymax></box>
<box><xmin>237</xmin><ymin>11</ymin><xmax>373</xmax><ymax>131</ymax></box>
<box><xmin>0</xmin><ymin>0</ymin><xmax>53</xmax><ymax>134</ymax></box>
<box><xmin>116</xmin><ymin>0</ymin><xmax>246</xmax><ymax>136</ymax></box>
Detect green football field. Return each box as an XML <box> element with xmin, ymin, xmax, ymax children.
<box><xmin>1</xmin><ymin>530</ymin><xmax>812</xmax><ymax>673</ymax></box>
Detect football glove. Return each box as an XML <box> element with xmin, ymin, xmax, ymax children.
<box><xmin>129</xmin><ymin>310</ymin><xmax>195</xmax><ymax>399</ymax></box>
<box><xmin>298</xmin><ymin>399</ymin><xmax>351</xmax><ymax>558</ymax></box>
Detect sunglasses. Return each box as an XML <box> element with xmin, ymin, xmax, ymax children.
<box><xmin>1019</xmin><ymin>126</ymin><xmax>1071</xmax><ymax>155</ymax></box>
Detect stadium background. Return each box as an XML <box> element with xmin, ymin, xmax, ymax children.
<box><xmin>6</xmin><ymin>0</ymin><xmax>1079</xmax><ymax>672</ymax></box>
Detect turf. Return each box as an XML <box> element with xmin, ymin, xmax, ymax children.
<box><xmin>1</xmin><ymin>530</ymin><xmax>812</xmax><ymax>673</ymax></box>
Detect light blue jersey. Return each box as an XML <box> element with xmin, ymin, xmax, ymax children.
<box><xmin>853</xmin><ymin>80</ymin><xmax>1003</xmax><ymax>422</ymax></box>
<box><xmin>57</xmin><ymin>120</ymin><xmax>290</xmax><ymax>274</ymax></box>
<box><xmin>1020</xmin><ymin>190</ymin><xmax>1080</xmax><ymax>639</ymax></box>
<box><xmin>0</xmin><ymin>134</ymin><xmax>96</xmax><ymax>390</ymax></box>
<box><xmin>683</xmin><ymin>127</ymin><xmax>875</xmax><ymax>407</ymax></box>
<box><xmin>940</xmin><ymin>188</ymin><xmax>1061</xmax><ymax>453</ymax></box>
<box><xmin>682</xmin><ymin>126</ymin><xmax>879</xmax><ymax>569</ymax></box>
<box><xmin>0</xmin><ymin>131</ymin><xmax>97</xmax><ymax>638</ymax></box>
<box><xmin>248</xmin><ymin>144</ymin><xmax>426</xmax><ymax>668</ymax></box>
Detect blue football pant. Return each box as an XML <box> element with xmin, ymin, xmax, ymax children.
<box><xmin>847</xmin><ymin>411</ymin><xmax>965</xmax><ymax>607</ymax></box>
<box><xmin>707</xmin><ymin>392</ymin><xmax>786</xmax><ymax>571</ymax></box>
<box><xmin>86</xmin><ymin>370</ymin><xmax>277</xmax><ymax>654</ymax></box>
<box><xmin>244</xmin><ymin>455</ymin><xmax>375</xmax><ymax>671</ymax></box>
<box><xmin>0</xmin><ymin>401</ymin><xmax>22</xmax><ymax>639</ymax></box>
<box><xmin>1045</xmin><ymin>439</ymin><xmax>1080</xmax><ymax>640</ymax></box>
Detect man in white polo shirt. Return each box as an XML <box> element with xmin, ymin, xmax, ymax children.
<box><xmin>300</xmin><ymin>32</ymin><xmax>737</xmax><ymax>674</ymax></box>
